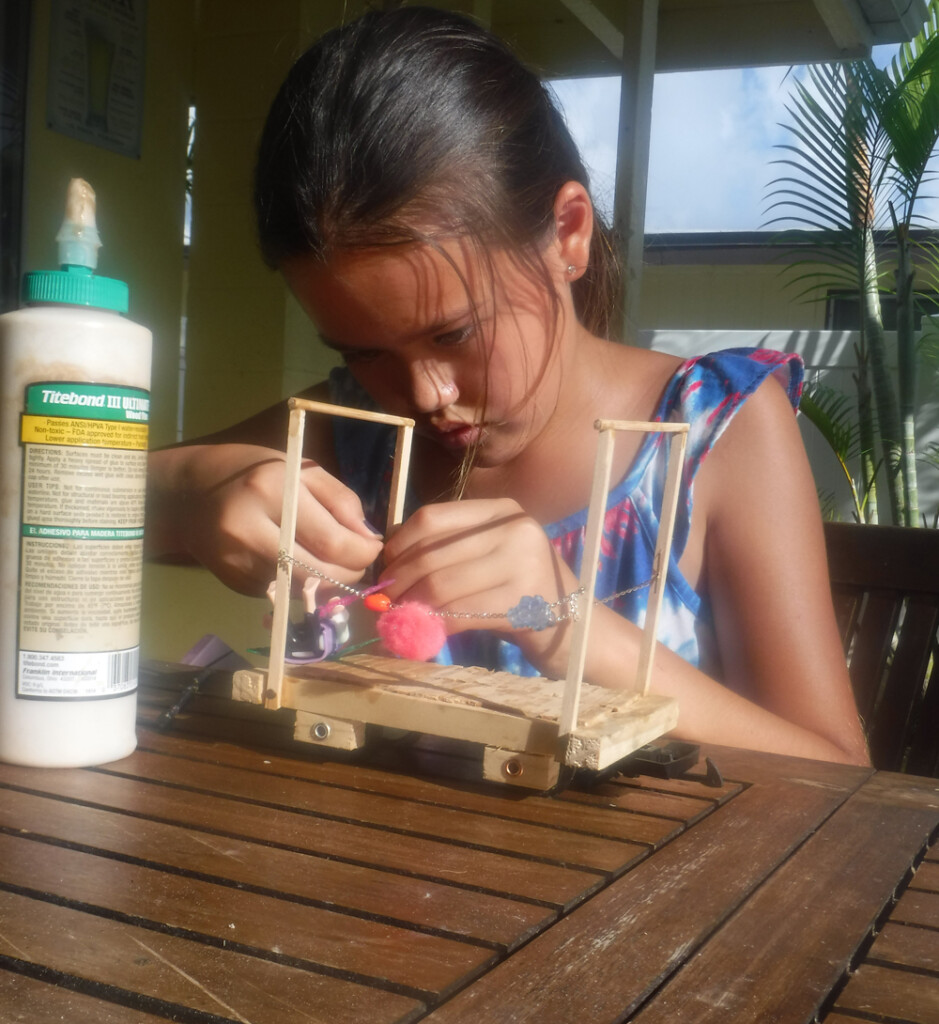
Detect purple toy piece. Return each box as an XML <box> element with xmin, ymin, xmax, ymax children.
<box><xmin>284</xmin><ymin>613</ymin><xmax>338</xmax><ymax>664</ymax></box>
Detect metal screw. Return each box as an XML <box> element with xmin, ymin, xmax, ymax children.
<box><xmin>311</xmin><ymin>721</ymin><xmax>331</xmax><ymax>741</ymax></box>
<box><xmin>503</xmin><ymin>758</ymin><xmax>523</xmax><ymax>778</ymax></box>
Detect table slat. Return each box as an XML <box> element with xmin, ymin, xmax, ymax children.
<box><xmin>0</xmin><ymin>831</ymin><xmax>491</xmax><ymax>998</ymax></box>
<box><xmin>137</xmin><ymin>726</ymin><xmax>716</xmax><ymax>846</ymax></box>
<box><xmin>893</xmin><ymin>889</ymin><xmax>939</xmax><ymax>929</ymax></box>
<box><xmin>832</xmin><ymin>963</ymin><xmax>939</xmax><ymax>1024</ymax></box>
<box><xmin>0</xmin><ymin>890</ymin><xmax>422</xmax><ymax>1024</ymax></box>
<box><xmin>0</xmin><ymin>785</ymin><xmax>551</xmax><ymax>948</ymax></box>
<box><xmin>915</xmin><ymin>859</ymin><xmax>939</xmax><ymax>892</ymax></box>
<box><xmin>99</xmin><ymin>748</ymin><xmax>641</xmax><ymax>872</ymax></box>
<box><xmin>629</xmin><ymin>770</ymin><xmax>939</xmax><ymax>1024</ymax></box>
<box><xmin>0</xmin><ymin>762</ymin><xmax>598</xmax><ymax>907</ymax></box>
<box><xmin>867</xmin><ymin>921</ymin><xmax>939</xmax><ymax>974</ymax></box>
<box><xmin>0</xmin><ymin>968</ymin><xmax>172</xmax><ymax>1024</ymax></box>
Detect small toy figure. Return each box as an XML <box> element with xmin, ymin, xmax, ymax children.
<box><xmin>267</xmin><ymin>576</ymin><xmax>350</xmax><ymax>664</ymax></box>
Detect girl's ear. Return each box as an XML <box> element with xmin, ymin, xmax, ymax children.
<box><xmin>552</xmin><ymin>181</ymin><xmax>594</xmax><ymax>281</ymax></box>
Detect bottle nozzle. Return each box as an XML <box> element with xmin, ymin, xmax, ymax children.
<box><xmin>55</xmin><ymin>178</ymin><xmax>102</xmax><ymax>271</ymax></box>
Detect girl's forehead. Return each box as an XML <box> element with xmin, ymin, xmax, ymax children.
<box><xmin>282</xmin><ymin>237</ymin><xmax>552</xmax><ymax>344</ymax></box>
<box><xmin>287</xmin><ymin>239</ymin><xmax>500</xmax><ymax>308</ymax></box>
<box><xmin>282</xmin><ymin>241</ymin><xmax>481</xmax><ymax>340</ymax></box>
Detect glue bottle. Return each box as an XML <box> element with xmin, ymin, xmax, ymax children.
<box><xmin>0</xmin><ymin>179</ymin><xmax>153</xmax><ymax>766</ymax></box>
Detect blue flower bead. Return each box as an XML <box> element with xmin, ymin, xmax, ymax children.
<box><xmin>506</xmin><ymin>595</ymin><xmax>556</xmax><ymax>631</ymax></box>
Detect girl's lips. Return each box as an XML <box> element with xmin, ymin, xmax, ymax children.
<box><xmin>429</xmin><ymin>420</ymin><xmax>483</xmax><ymax>449</ymax></box>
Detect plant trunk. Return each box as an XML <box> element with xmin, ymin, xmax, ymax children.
<box><xmin>861</xmin><ymin>224</ymin><xmax>906</xmax><ymax>524</ymax></box>
<box><xmin>854</xmin><ymin>338</ymin><xmax>879</xmax><ymax>523</ymax></box>
<box><xmin>893</xmin><ymin>221</ymin><xmax>920</xmax><ymax>526</ymax></box>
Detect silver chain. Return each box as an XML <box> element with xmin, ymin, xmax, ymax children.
<box><xmin>277</xmin><ymin>549</ymin><xmax>657</xmax><ymax>626</ymax></box>
<box><xmin>278</xmin><ymin>551</ymin><xmax>365</xmax><ymax>598</ymax></box>
<box><xmin>428</xmin><ymin>588</ymin><xmax>584</xmax><ymax>621</ymax></box>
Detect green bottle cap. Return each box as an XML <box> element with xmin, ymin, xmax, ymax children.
<box><xmin>22</xmin><ymin>265</ymin><xmax>129</xmax><ymax>314</ymax></box>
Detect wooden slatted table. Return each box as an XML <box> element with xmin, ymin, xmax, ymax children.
<box><xmin>0</xmin><ymin>669</ymin><xmax>937</xmax><ymax>1024</ymax></box>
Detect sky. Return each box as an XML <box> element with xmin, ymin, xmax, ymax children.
<box><xmin>550</xmin><ymin>45</ymin><xmax>938</xmax><ymax>234</ymax></box>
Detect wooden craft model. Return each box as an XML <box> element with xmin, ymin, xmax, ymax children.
<box><xmin>233</xmin><ymin>397</ymin><xmax>688</xmax><ymax>789</ymax></box>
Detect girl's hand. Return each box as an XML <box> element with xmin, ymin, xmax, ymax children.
<box><xmin>379</xmin><ymin>499</ymin><xmax>581</xmax><ymax>674</ymax></box>
<box><xmin>147</xmin><ymin>443</ymin><xmax>383</xmax><ymax>597</ymax></box>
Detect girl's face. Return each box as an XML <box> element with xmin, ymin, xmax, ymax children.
<box><xmin>282</xmin><ymin>238</ymin><xmax>569</xmax><ymax>468</ymax></box>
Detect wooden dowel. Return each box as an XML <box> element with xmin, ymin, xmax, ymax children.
<box><xmin>267</xmin><ymin>405</ymin><xmax>307</xmax><ymax>709</ymax></box>
<box><xmin>558</xmin><ymin>425</ymin><xmax>616</xmax><ymax>745</ymax></box>
<box><xmin>387</xmin><ymin>423</ymin><xmax>414</xmax><ymax>531</ymax></box>
<box><xmin>635</xmin><ymin>428</ymin><xmax>688</xmax><ymax>695</ymax></box>
<box><xmin>289</xmin><ymin>396</ymin><xmax>414</xmax><ymax>429</ymax></box>
<box><xmin>594</xmin><ymin>418</ymin><xmax>688</xmax><ymax>433</ymax></box>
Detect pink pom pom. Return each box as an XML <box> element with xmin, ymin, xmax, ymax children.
<box><xmin>376</xmin><ymin>602</ymin><xmax>447</xmax><ymax>661</ymax></box>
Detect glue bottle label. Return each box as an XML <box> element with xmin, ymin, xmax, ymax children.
<box><xmin>17</xmin><ymin>382</ymin><xmax>149</xmax><ymax>700</ymax></box>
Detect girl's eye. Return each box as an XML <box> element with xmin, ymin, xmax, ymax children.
<box><xmin>434</xmin><ymin>324</ymin><xmax>474</xmax><ymax>347</ymax></box>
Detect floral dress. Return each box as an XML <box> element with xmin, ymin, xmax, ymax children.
<box><xmin>329</xmin><ymin>347</ymin><xmax>803</xmax><ymax>674</ymax></box>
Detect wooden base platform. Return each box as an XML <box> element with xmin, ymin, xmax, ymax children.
<box><xmin>233</xmin><ymin>653</ymin><xmax>678</xmax><ymax>789</ymax></box>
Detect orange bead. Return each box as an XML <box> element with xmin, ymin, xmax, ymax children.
<box><xmin>364</xmin><ymin>592</ymin><xmax>392</xmax><ymax>612</ymax></box>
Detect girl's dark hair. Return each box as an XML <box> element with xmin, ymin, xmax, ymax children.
<box><xmin>254</xmin><ymin>6</ymin><xmax>620</xmax><ymax>338</ymax></box>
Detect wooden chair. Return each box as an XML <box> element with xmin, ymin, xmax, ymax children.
<box><xmin>824</xmin><ymin>521</ymin><xmax>939</xmax><ymax>775</ymax></box>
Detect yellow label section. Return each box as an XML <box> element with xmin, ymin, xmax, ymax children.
<box><xmin>21</xmin><ymin>414</ymin><xmax>149</xmax><ymax>450</ymax></box>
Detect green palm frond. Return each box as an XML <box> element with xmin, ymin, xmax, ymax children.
<box><xmin>800</xmin><ymin>383</ymin><xmax>860</xmax><ymax>460</ymax></box>
<box><xmin>799</xmin><ymin>382</ymin><xmax>867</xmax><ymax>520</ymax></box>
<box><xmin>858</xmin><ymin>22</ymin><xmax>939</xmax><ymax>219</ymax></box>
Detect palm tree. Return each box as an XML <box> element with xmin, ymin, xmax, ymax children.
<box><xmin>767</xmin><ymin>3</ymin><xmax>939</xmax><ymax>526</ymax></box>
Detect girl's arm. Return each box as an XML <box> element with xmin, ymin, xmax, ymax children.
<box><xmin>380</xmin><ymin>377</ymin><xmax>870</xmax><ymax>766</ymax></box>
<box><xmin>146</xmin><ymin>383</ymin><xmax>382</xmax><ymax>596</ymax></box>
<box><xmin>683</xmin><ymin>372</ymin><xmax>870</xmax><ymax>763</ymax></box>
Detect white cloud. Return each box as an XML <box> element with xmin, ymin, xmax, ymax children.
<box><xmin>646</xmin><ymin>64</ymin><xmax>794</xmax><ymax>231</ymax></box>
<box><xmin>551</xmin><ymin>42</ymin><xmax>939</xmax><ymax>234</ymax></box>
<box><xmin>549</xmin><ymin>77</ymin><xmax>620</xmax><ymax>222</ymax></box>
<box><xmin>553</xmin><ymin>67</ymin><xmax>795</xmax><ymax>231</ymax></box>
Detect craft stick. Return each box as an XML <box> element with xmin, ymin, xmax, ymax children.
<box><xmin>387</xmin><ymin>423</ymin><xmax>415</xmax><ymax>531</ymax></box>
<box><xmin>267</xmin><ymin>405</ymin><xmax>307</xmax><ymax>709</ymax></box>
<box><xmin>594</xmin><ymin>418</ymin><xmax>688</xmax><ymax>433</ymax></box>
<box><xmin>558</xmin><ymin>425</ymin><xmax>616</xmax><ymax>745</ymax></box>
<box><xmin>635</xmin><ymin>427</ymin><xmax>689</xmax><ymax>695</ymax></box>
<box><xmin>289</xmin><ymin>396</ymin><xmax>415</xmax><ymax>429</ymax></box>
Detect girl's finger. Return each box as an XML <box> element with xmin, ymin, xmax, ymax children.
<box><xmin>299</xmin><ymin>462</ymin><xmax>384</xmax><ymax>539</ymax></box>
<box><xmin>291</xmin><ymin>467</ymin><xmax>383</xmax><ymax>578</ymax></box>
<box><xmin>382</xmin><ymin>499</ymin><xmax>524</xmax><ymax>567</ymax></box>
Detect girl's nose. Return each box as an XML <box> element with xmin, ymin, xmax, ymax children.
<box><xmin>408</xmin><ymin>361</ymin><xmax>458</xmax><ymax>413</ymax></box>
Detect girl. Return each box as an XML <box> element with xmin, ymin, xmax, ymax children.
<box><xmin>147</xmin><ymin>6</ymin><xmax>869</xmax><ymax>766</ymax></box>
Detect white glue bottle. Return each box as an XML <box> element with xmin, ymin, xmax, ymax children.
<box><xmin>0</xmin><ymin>179</ymin><xmax>152</xmax><ymax>766</ymax></box>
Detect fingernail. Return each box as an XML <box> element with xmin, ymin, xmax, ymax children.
<box><xmin>363</xmin><ymin>519</ymin><xmax>383</xmax><ymax>537</ymax></box>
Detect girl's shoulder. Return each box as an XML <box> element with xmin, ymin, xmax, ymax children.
<box><xmin>596</xmin><ymin>342</ymin><xmax>803</xmax><ymax>423</ymax></box>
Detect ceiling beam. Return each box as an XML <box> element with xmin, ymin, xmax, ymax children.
<box><xmin>813</xmin><ymin>0</ymin><xmax>874</xmax><ymax>50</ymax></box>
<box><xmin>557</xmin><ymin>0</ymin><xmax>624</xmax><ymax>61</ymax></box>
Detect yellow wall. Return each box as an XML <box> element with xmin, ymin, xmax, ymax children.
<box><xmin>182</xmin><ymin>0</ymin><xmax>372</xmax><ymax>438</ymax></box>
<box><xmin>639</xmin><ymin>262</ymin><xmax>828</xmax><ymax>331</ymax></box>
<box><xmin>25</xmin><ymin>0</ymin><xmax>196</xmax><ymax>450</ymax></box>
<box><xmin>138</xmin><ymin>1</ymin><xmax>373</xmax><ymax>664</ymax></box>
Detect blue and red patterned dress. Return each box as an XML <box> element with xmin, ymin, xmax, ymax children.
<box><xmin>329</xmin><ymin>348</ymin><xmax>803</xmax><ymax>675</ymax></box>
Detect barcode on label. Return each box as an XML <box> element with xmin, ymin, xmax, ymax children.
<box><xmin>107</xmin><ymin>648</ymin><xmax>139</xmax><ymax>689</ymax></box>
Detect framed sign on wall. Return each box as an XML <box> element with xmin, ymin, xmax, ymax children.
<box><xmin>46</xmin><ymin>0</ymin><xmax>146</xmax><ymax>158</ymax></box>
